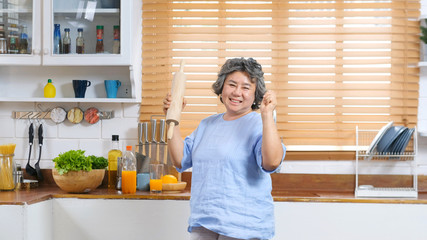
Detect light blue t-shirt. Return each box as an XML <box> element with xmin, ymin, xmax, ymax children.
<box><xmin>176</xmin><ymin>111</ymin><xmax>286</xmax><ymax>239</ymax></box>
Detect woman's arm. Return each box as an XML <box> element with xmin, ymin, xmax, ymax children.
<box><xmin>260</xmin><ymin>90</ymin><xmax>284</xmax><ymax>171</ymax></box>
<box><xmin>163</xmin><ymin>93</ymin><xmax>185</xmax><ymax>169</ymax></box>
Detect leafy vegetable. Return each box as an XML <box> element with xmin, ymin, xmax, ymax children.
<box><xmin>87</xmin><ymin>155</ymin><xmax>108</xmax><ymax>169</ymax></box>
<box><xmin>53</xmin><ymin>150</ymin><xmax>92</xmax><ymax>175</ymax></box>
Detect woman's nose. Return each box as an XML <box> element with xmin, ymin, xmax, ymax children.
<box><xmin>232</xmin><ymin>86</ymin><xmax>242</xmax><ymax>95</ymax></box>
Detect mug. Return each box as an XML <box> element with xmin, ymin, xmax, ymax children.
<box><xmin>72</xmin><ymin>80</ymin><xmax>91</xmax><ymax>98</ymax></box>
<box><xmin>104</xmin><ymin>80</ymin><xmax>121</xmax><ymax>98</ymax></box>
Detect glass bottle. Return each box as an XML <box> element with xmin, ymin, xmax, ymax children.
<box><xmin>108</xmin><ymin>135</ymin><xmax>122</xmax><ymax>189</ymax></box>
<box><xmin>53</xmin><ymin>24</ymin><xmax>62</xmax><ymax>54</ymax></box>
<box><xmin>121</xmin><ymin>145</ymin><xmax>137</xmax><ymax>194</ymax></box>
<box><xmin>43</xmin><ymin>79</ymin><xmax>56</xmax><ymax>98</ymax></box>
<box><xmin>19</xmin><ymin>25</ymin><xmax>28</xmax><ymax>54</ymax></box>
<box><xmin>95</xmin><ymin>25</ymin><xmax>104</xmax><ymax>53</ymax></box>
<box><xmin>76</xmin><ymin>28</ymin><xmax>84</xmax><ymax>54</ymax></box>
<box><xmin>112</xmin><ymin>25</ymin><xmax>120</xmax><ymax>54</ymax></box>
<box><xmin>63</xmin><ymin>28</ymin><xmax>71</xmax><ymax>54</ymax></box>
<box><xmin>8</xmin><ymin>31</ymin><xmax>18</xmax><ymax>54</ymax></box>
<box><xmin>0</xmin><ymin>24</ymin><xmax>6</xmax><ymax>54</ymax></box>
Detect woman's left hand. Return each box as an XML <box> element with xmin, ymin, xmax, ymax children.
<box><xmin>260</xmin><ymin>90</ymin><xmax>277</xmax><ymax>115</ymax></box>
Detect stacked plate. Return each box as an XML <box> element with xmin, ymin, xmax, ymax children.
<box><xmin>367</xmin><ymin>122</ymin><xmax>415</xmax><ymax>155</ymax></box>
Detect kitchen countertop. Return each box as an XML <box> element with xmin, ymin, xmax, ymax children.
<box><xmin>2</xmin><ymin>185</ymin><xmax>427</xmax><ymax>206</ymax></box>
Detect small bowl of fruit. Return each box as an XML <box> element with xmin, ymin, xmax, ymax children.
<box><xmin>162</xmin><ymin>174</ymin><xmax>187</xmax><ymax>192</ymax></box>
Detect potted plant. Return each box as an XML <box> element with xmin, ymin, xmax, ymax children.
<box><xmin>52</xmin><ymin>150</ymin><xmax>108</xmax><ymax>193</ymax></box>
<box><xmin>420</xmin><ymin>19</ymin><xmax>427</xmax><ymax>61</ymax></box>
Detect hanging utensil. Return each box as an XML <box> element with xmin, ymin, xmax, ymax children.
<box><xmin>35</xmin><ymin>123</ymin><xmax>43</xmax><ymax>181</ymax></box>
<box><xmin>25</xmin><ymin>123</ymin><xmax>36</xmax><ymax>176</ymax></box>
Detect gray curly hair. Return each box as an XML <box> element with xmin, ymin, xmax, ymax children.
<box><xmin>212</xmin><ymin>57</ymin><xmax>266</xmax><ymax>110</ymax></box>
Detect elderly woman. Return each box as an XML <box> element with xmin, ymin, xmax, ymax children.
<box><xmin>163</xmin><ymin>57</ymin><xmax>286</xmax><ymax>240</ymax></box>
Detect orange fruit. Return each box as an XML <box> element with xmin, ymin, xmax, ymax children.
<box><xmin>162</xmin><ymin>174</ymin><xmax>178</xmax><ymax>184</ymax></box>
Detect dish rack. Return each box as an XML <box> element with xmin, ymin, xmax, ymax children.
<box><xmin>355</xmin><ymin>126</ymin><xmax>418</xmax><ymax>198</ymax></box>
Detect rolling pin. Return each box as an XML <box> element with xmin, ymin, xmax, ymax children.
<box><xmin>166</xmin><ymin>60</ymin><xmax>186</xmax><ymax>139</ymax></box>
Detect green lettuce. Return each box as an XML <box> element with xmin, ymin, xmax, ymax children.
<box><xmin>53</xmin><ymin>150</ymin><xmax>92</xmax><ymax>175</ymax></box>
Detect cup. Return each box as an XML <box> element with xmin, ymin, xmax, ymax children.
<box><xmin>149</xmin><ymin>164</ymin><xmax>163</xmax><ymax>193</ymax></box>
<box><xmin>72</xmin><ymin>80</ymin><xmax>91</xmax><ymax>98</ymax></box>
<box><xmin>104</xmin><ymin>80</ymin><xmax>121</xmax><ymax>98</ymax></box>
<box><xmin>137</xmin><ymin>172</ymin><xmax>150</xmax><ymax>191</ymax></box>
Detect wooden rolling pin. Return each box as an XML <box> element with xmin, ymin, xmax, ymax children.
<box><xmin>166</xmin><ymin>60</ymin><xmax>186</xmax><ymax>139</ymax></box>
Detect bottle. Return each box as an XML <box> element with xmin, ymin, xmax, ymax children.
<box><xmin>95</xmin><ymin>25</ymin><xmax>104</xmax><ymax>53</ymax></box>
<box><xmin>53</xmin><ymin>24</ymin><xmax>62</xmax><ymax>54</ymax></box>
<box><xmin>19</xmin><ymin>25</ymin><xmax>28</xmax><ymax>54</ymax></box>
<box><xmin>112</xmin><ymin>25</ymin><xmax>120</xmax><ymax>54</ymax></box>
<box><xmin>76</xmin><ymin>28</ymin><xmax>84</xmax><ymax>54</ymax></box>
<box><xmin>63</xmin><ymin>28</ymin><xmax>71</xmax><ymax>54</ymax></box>
<box><xmin>108</xmin><ymin>135</ymin><xmax>122</xmax><ymax>189</ymax></box>
<box><xmin>121</xmin><ymin>145</ymin><xmax>137</xmax><ymax>194</ymax></box>
<box><xmin>8</xmin><ymin>31</ymin><xmax>18</xmax><ymax>54</ymax></box>
<box><xmin>43</xmin><ymin>79</ymin><xmax>56</xmax><ymax>98</ymax></box>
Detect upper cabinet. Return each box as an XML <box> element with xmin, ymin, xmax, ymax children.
<box><xmin>0</xmin><ymin>0</ymin><xmax>142</xmax><ymax>103</ymax></box>
<box><xmin>0</xmin><ymin>0</ymin><xmax>131</xmax><ymax>66</ymax></box>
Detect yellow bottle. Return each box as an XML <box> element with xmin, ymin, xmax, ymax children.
<box><xmin>43</xmin><ymin>79</ymin><xmax>56</xmax><ymax>98</ymax></box>
<box><xmin>108</xmin><ymin>135</ymin><xmax>122</xmax><ymax>189</ymax></box>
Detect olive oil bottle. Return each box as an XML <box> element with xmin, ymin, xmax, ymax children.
<box><xmin>108</xmin><ymin>135</ymin><xmax>122</xmax><ymax>189</ymax></box>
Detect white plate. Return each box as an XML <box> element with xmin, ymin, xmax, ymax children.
<box><xmin>366</xmin><ymin>121</ymin><xmax>393</xmax><ymax>155</ymax></box>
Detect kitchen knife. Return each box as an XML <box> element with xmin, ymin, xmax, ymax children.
<box><xmin>142</xmin><ymin>122</ymin><xmax>150</xmax><ymax>172</ymax></box>
<box><xmin>137</xmin><ymin>122</ymin><xmax>143</xmax><ymax>154</ymax></box>
<box><xmin>150</xmin><ymin>119</ymin><xmax>157</xmax><ymax>164</ymax></box>
<box><xmin>159</xmin><ymin>119</ymin><xmax>166</xmax><ymax>165</ymax></box>
<box><xmin>136</xmin><ymin>122</ymin><xmax>143</xmax><ymax>172</ymax></box>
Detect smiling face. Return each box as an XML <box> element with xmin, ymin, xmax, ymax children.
<box><xmin>221</xmin><ymin>71</ymin><xmax>256</xmax><ymax>120</ymax></box>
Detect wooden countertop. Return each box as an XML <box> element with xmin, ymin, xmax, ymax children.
<box><xmin>2</xmin><ymin>185</ymin><xmax>427</xmax><ymax>206</ymax></box>
<box><xmin>3</xmin><ymin>171</ymin><xmax>427</xmax><ymax>206</ymax></box>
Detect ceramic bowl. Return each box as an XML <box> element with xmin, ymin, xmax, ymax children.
<box><xmin>52</xmin><ymin>168</ymin><xmax>105</xmax><ymax>193</ymax></box>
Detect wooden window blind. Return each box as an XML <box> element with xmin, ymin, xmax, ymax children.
<box><xmin>141</xmin><ymin>0</ymin><xmax>420</xmax><ymax>152</ymax></box>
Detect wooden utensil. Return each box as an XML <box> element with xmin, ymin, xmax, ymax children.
<box><xmin>166</xmin><ymin>60</ymin><xmax>186</xmax><ymax>139</ymax></box>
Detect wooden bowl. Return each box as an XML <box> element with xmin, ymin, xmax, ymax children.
<box><xmin>162</xmin><ymin>181</ymin><xmax>187</xmax><ymax>192</ymax></box>
<box><xmin>52</xmin><ymin>168</ymin><xmax>105</xmax><ymax>193</ymax></box>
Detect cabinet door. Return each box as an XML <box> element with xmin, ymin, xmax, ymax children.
<box><xmin>0</xmin><ymin>0</ymin><xmax>42</xmax><ymax>65</ymax></box>
<box><xmin>42</xmin><ymin>0</ymin><xmax>131</xmax><ymax>66</ymax></box>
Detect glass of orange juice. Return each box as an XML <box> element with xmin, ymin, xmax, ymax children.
<box><xmin>149</xmin><ymin>164</ymin><xmax>163</xmax><ymax>193</ymax></box>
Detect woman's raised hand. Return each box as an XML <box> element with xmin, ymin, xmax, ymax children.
<box><xmin>260</xmin><ymin>90</ymin><xmax>277</xmax><ymax>115</ymax></box>
<box><xmin>163</xmin><ymin>93</ymin><xmax>187</xmax><ymax>115</ymax></box>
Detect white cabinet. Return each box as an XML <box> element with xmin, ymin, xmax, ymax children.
<box><xmin>1</xmin><ymin>0</ymin><xmax>132</xmax><ymax>66</ymax></box>
<box><xmin>0</xmin><ymin>0</ymin><xmax>141</xmax><ymax>103</ymax></box>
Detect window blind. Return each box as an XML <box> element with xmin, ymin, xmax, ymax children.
<box><xmin>140</xmin><ymin>0</ymin><xmax>420</xmax><ymax>152</ymax></box>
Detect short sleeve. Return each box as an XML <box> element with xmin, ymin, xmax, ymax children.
<box><xmin>175</xmin><ymin>131</ymin><xmax>196</xmax><ymax>173</ymax></box>
<box><xmin>254</xmin><ymin>138</ymin><xmax>286</xmax><ymax>174</ymax></box>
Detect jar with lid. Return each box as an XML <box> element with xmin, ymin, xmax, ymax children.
<box><xmin>95</xmin><ymin>25</ymin><xmax>104</xmax><ymax>53</ymax></box>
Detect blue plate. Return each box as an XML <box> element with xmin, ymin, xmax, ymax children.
<box><xmin>393</xmin><ymin>128</ymin><xmax>414</xmax><ymax>154</ymax></box>
<box><xmin>376</xmin><ymin>126</ymin><xmax>407</xmax><ymax>153</ymax></box>
<box><xmin>366</xmin><ymin>121</ymin><xmax>393</xmax><ymax>155</ymax></box>
<box><xmin>389</xmin><ymin>128</ymin><xmax>409</xmax><ymax>154</ymax></box>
